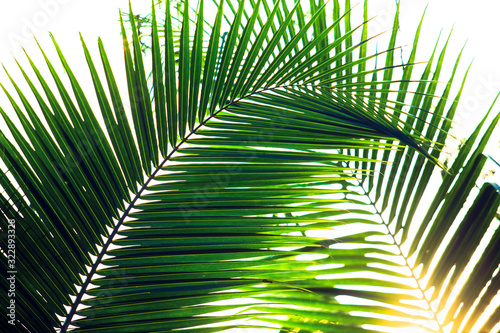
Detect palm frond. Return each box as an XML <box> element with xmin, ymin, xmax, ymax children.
<box><xmin>0</xmin><ymin>1</ymin><xmax>499</xmax><ymax>332</ymax></box>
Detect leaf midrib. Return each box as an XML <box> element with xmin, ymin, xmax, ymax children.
<box><xmin>59</xmin><ymin>86</ymin><xmax>278</xmax><ymax>332</ymax></box>
<box><xmin>355</xmin><ymin>175</ymin><xmax>445</xmax><ymax>333</ymax></box>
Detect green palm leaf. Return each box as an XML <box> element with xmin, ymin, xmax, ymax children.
<box><xmin>0</xmin><ymin>1</ymin><xmax>499</xmax><ymax>332</ymax></box>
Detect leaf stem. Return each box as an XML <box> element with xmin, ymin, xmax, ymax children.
<box><xmin>354</xmin><ymin>174</ymin><xmax>445</xmax><ymax>333</ymax></box>
<box><xmin>59</xmin><ymin>85</ymin><xmax>277</xmax><ymax>331</ymax></box>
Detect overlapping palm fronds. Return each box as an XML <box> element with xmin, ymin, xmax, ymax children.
<box><xmin>0</xmin><ymin>1</ymin><xmax>499</xmax><ymax>332</ymax></box>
